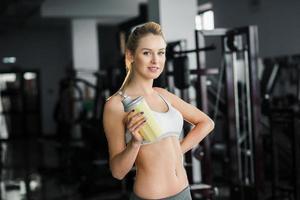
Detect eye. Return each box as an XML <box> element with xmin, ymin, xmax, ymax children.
<box><xmin>143</xmin><ymin>51</ymin><xmax>151</xmax><ymax>55</ymax></box>
<box><xmin>158</xmin><ymin>51</ymin><xmax>165</xmax><ymax>55</ymax></box>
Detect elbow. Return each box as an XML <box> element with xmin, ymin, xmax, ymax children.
<box><xmin>110</xmin><ymin>168</ymin><xmax>126</xmax><ymax>180</ymax></box>
<box><xmin>208</xmin><ymin>119</ymin><xmax>215</xmax><ymax>132</ymax></box>
<box><xmin>112</xmin><ymin>172</ymin><xmax>125</xmax><ymax>180</ymax></box>
<box><xmin>203</xmin><ymin>118</ymin><xmax>214</xmax><ymax>134</ymax></box>
<box><xmin>110</xmin><ymin>161</ymin><xmax>127</xmax><ymax>180</ymax></box>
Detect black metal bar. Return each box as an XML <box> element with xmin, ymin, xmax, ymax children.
<box><xmin>297</xmin><ymin>64</ymin><xmax>300</xmax><ymax>102</ymax></box>
<box><xmin>294</xmin><ymin>116</ymin><xmax>300</xmax><ymax>200</ymax></box>
<box><xmin>36</xmin><ymin>71</ymin><xmax>42</xmax><ymax>138</ymax></box>
<box><xmin>247</xmin><ymin>26</ymin><xmax>264</xmax><ymax>200</ymax></box>
<box><xmin>20</xmin><ymin>72</ymin><xmax>28</xmax><ymax>139</ymax></box>
<box><xmin>270</xmin><ymin>111</ymin><xmax>279</xmax><ymax>199</ymax></box>
<box><xmin>173</xmin><ymin>44</ymin><xmax>216</xmax><ymax>55</ymax></box>
<box><xmin>166</xmin><ymin>68</ymin><xmax>219</xmax><ymax>76</ymax></box>
<box><xmin>195</xmin><ymin>30</ymin><xmax>200</xmax><ymax>74</ymax></box>
<box><xmin>190</xmin><ymin>68</ymin><xmax>219</xmax><ymax>76</ymax></box>
<box><xmin>223</xmin><ymin>49</ymin><xmax>239</xmax><ymax>185</ymax></box>
<box><xmin>195</xmin><ymin>30</ymin><xmax>212</xmax><ymax>185</ymax></box>
<box><xmin>180</xmin><ymin>89</ymin><xmax>194</xmax><ymax>184</ymax></box>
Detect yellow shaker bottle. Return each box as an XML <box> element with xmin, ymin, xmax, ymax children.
<box><xmin>121</xmin><ymin>94</ymin><xmax>162</xmax><ymax>142</ymax></box>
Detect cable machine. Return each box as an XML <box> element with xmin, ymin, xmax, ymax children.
<box><xmin>222</xmin><ymin>26</ymin><xmax>264</xmax><ymax>200</ymax></box>
<box><xmin>261</xmin><ymin>55</ymin><xmax>300</xmax><ymax>200</ymax></box>
<box><xmin>165</xmin><ymin>26</ymin><xmax>264</xmax><ymax>200</ymax></box>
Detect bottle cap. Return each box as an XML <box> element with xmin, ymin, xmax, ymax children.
<box><xmin>122</xmin><ymin>96</ymin><xmax>144</xmax><ymax>112</ymax></box>
<box><xmin>121</xmin><ymin>96</ymin><xmax>133</xmax><ymax>110</ymax></box>
<box><xmin>118</xmin><ymin>91</ymin><xmax>143</xmax><ymax>112</ymax></box>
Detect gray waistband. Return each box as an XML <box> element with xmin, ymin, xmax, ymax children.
<box><xmin>130</xmin><ymin>186</ymin><xmax>192</xmax><ymax>200</ymax></box>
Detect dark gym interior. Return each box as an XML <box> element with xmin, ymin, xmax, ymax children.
<box><xmin>0</xmin><ymin>0</ymin><xmax>299</xmax><ymax>199</ymax></box>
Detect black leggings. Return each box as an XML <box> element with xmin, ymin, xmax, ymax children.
<box><xmin>130</xmin><ymin>186</ymin><xmax>192</xmax><ymax>200</ymax></box>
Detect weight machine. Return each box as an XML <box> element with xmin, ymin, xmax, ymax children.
<box><xmin>261</xmin><ymin>55</ymin><xmax>300</xmax><ymax>200</ymax></box>
<box><xmin>165</xmin><ymin>26</ymin><xmax>264</xmax><ymax>200</ymax></box>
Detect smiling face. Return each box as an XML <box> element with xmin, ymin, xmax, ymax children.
<box><xmin>129</xmin><ymin>33</ymin><xmax>166</xmax><ymax>80</ymax></box>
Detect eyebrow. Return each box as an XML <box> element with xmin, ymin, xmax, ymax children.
<box><xmin>141</xmin><ymin>48</ymin><xmax>166</xmax><ymax>51</ymax></box>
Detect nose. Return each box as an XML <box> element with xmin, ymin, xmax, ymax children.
<box><xmin>151</xmin><ymin>54</ymin><xmax>158</xmax><ymax>63</ymax></box>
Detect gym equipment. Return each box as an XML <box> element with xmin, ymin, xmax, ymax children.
<box><xmin>173</xmin><ymin>56</ymin><xmax>191</xmax><ymax>89</ymax></box>
<box><xmin>269</xmin><ymin>109</ymin><xmax>298</xmax><ymax>200</ymax></box>
<box><xmin>261</xmin><ymin>55</ymin><xmax>300</xmax><ymax>200</ymax></box>
<box><xmin>222</xmin><ymin>26</ymin><xmax>264</xmax><ymax>200</ymax></box>
<box><xmin>166</xmin><ymin>35</ymin><xmax>219</xmax><ymax>199</ymax></box>
<box><xmin>0</xmin><ymin>69</ymin><xmax>42</xmax><ymax>200</ymax></box>
<box><xmin>38</xmin><ymin>68</ymin><xmax>129</xmax><ymax>199</ymax></box>
<box><xmin>166</xmin><ymin>26</ymin><xmax>264</xmax><ymax>200</ymax></box>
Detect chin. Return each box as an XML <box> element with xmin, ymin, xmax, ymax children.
<box><xmin>148</xmin><ymin>73</ymin><xmax>161</xmax><ymax>80</ymax></box>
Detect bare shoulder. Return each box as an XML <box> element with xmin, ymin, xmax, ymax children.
<box><xmin>153</xmin><ymin>87</ymin><xmax>167</xmax><ymax>94</ymax></box>
<box><xmin>153</xmin><ymin>87</ymin><xmax>171</xmax><ymax>97</ymax></box>
<box><xmin>153</xmin><ymin>87</ymin><xmax>177</xmax><ymax>104</ymax></box>
<box><xmin>103</xmin><ymin>94</ymin><xmax>125</xmax><ymax>118</ymax></box>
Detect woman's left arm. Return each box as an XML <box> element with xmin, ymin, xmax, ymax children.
<box><xmin>154</xmin><ymin>87</ymin><xmax>215</xmax><ymax>154</ymax></box>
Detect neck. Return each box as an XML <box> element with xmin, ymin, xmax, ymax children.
<box><xmin>124</xmin><ymin>77</ymin><xmax>154</xmax><ymax>96</ymax></box>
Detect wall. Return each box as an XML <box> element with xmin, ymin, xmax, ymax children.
<box><xmin>0</xmin><ymin>25</ymin><xmax>72</xmax><ymax>135</ymax></box>
<box><xmin>211</xmin><ymin>0</ymin><xmax>300</xmax><ymax>57</ymax></box>
<box><xmin>42</xmin><ymin>0</ymin><xmax>146</xmax><ymax>19</ymax></box>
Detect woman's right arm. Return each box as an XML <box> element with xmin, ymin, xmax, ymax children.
<box><xmin>103</xmin><ymin>97</ymin><xmax>145</xmax><ymax>180</ymax></box>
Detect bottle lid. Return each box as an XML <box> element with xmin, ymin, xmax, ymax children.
<box><xmin>121</xmin><ymin>96</ymin><xmax>133</xmax><ymax>110</ymax></box>
<box><xmin>122</xmin><ymin>96</ymin><xmax>143</xmax><ymax>112</ymax></box>
<box><xmin>118</xmin><ymin>91</ymin><xmax>143</xmax><ymax>112</ymax></box>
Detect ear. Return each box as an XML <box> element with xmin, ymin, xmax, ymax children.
<box><xmin>125</xmin><ymin>49</ymin><xmax>134</xmax><ymax>63</ymax></box>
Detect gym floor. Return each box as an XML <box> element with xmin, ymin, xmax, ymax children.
<box><xmin>1</xmin><ymin>138</ymin><xmax>238</xmax><ymax>200</ymax></box>
<box><xmin>0</xmin><ymin>138</ymin><xmax>125</xmax><ymax>200</ymax></box>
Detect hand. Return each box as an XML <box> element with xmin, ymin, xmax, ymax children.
<box><xmin>125</xmin><ymin>110</ymin><xmax>147</xmax><ymax>144</ymax></box>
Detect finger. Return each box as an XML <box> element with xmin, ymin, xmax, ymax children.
<box><xmin>127</xmin><ymin>109</ymin><xmax>136</xmax><ymax>118</ymax></box>
<box><xmin>127</xmin><ymin>112</ymin><xmax>145</xmax><ymax>127</ymax></box>
<box><xmin>131</xmin><ymin>119</ymin><xmax>147</xmax><ymax>133</ymax></box>
<box><xmin>126</xmin><ymin>110</ymin><xmax>135</xmax><ymax>123</ymax></box>
<box><xmin>128</xmin><ymin>116</ymin><xmax>146</xmax><ymax>131</ymax></box>
<box><xmin>131</xmin><ymin>127</ymin><xmax>143</xmax><ymax>137</ymax></box>
<box><xmin>127</xmin><ymin>117</ymin><xmax>146</xmax><ymax>131</ymax></box>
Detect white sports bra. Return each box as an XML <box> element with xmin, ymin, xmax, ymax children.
<box><xmin>120</xmin><ymin>92</ymin><xmax>184</xmax><ymax>145</ymax></box>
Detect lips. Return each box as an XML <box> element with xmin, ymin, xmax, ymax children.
<box><xmin>148</xmin><ymin>66</ymin><xmax>159</xmax><ymax>73</ymax></box>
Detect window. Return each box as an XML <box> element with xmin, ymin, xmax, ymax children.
<box><xmin>195</xmin><ymin>3</ymin><xmax>214</xmax><ymax>30</ymax></box>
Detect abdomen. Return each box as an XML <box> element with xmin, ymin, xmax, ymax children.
<box><xmin>133</xmin><ymin>136</ymin><xmax>189</xmax><ymax>199</ymax></box>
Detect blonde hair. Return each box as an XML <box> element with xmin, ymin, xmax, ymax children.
<box><xmin>118</xmin><ymin>21</ymin><xmax>165</xmax><ymax>94</ymax></box>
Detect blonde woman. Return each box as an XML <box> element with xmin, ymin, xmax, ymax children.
<box><xmin>103</xmin><ymin>22</ymin><xmax>214</xmax><ymax>200</ymax></box>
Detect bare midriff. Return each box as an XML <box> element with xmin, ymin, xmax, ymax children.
<box><xmin>133</xmin><ymin>136</ymin><xmax>189</xmax><ymax>199</ymax></box>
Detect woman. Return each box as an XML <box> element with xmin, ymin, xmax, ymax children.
<box><xmin>103</xmin><ymin>22</ymin><xmax>214</xmax><ymax>200</ymax></box>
